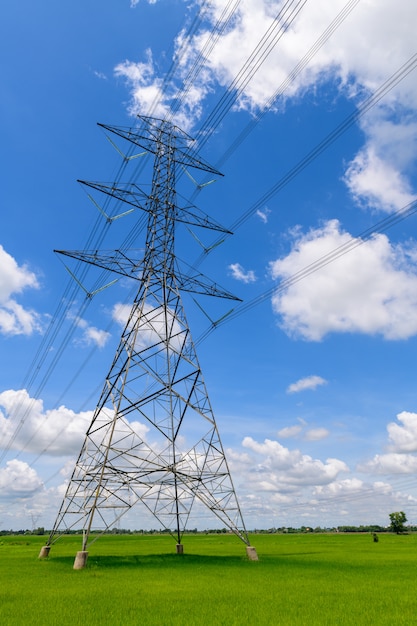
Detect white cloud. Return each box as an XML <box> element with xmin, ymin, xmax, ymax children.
<box><xmin>310</xmin><ymin>478</ymin><xmax>412</xmax><ymax>520</ymax></box>
<box><xmin>129</xmin><ymin>420</ymin><xmax>150</xmax><ymax>441</ymax></box>
<box><xmin>223</xmin><ymin>435</ymin><xmax>367</xmax><ymax>527</ymax></box>
<box><xmin>362</xmin><ymin>453</ymin><xmax>417</xmax><ymax>475</ymax></box>
<box><xmin>114</xmin><ymin>48</ymin><xmax>210</xmax><ymax>132</ymax></box>
<box><xmin>0</xmin><ymin>246</ymin><xmax>38</xmax><ymax>300</ymax></box>
<box><xmin>112</xmin><ymin>301</ymin><xmax>185</xmax><ymax>352</ymax></box>
<box><xmin>0</xmin><ymin>245</ymin><xmax>41</xmax><ymax>336</ymax></box>
<box><xmin>0</xmin><ymin>389</ymin><xmax>93</xmax><ymax>456</ymax></box>
<box><xmin>256</xmin><ymin>207</ymin><xmax>271</xmax><ymax>223</ymax></box>
<box><xmin>277</xmin><ymin>420</ymin><xmax>328</xmax><ymax>441</ymax></box>
<box><xmin>287</xmin><ymin>375</ymin><xmax>327</xmax><ymax>393</ymax></box>
<box><xmin>115</xmin><ymin>0</ymin><xmax>417</xmax><ymax>211</ymax></box>
<box><xmin>83</xmin><ymin>326</ymin><xmax>111</xmax><ymax>348</ymax></box>
<box><xmin>94</xmin><ymin>70</ymin><xmax>107</xmax><ymax>80</ymax></box>
<box><xmin>277</xmin><ymin>425</ymin><xmax>302</xmax><ymax>439</ymax></box>
<box><xmin>69</xmin><ymin>314</ymin><xmax>111</xmax><ymax>348</ymax></box>
<box><xmin>228</xmin><ymin>263</ymin><xmax>256</xmax><ymax>283</ymax></box>
<box><xmin>114</xmin><ymin>50</ymin><xmax>168</xmax><ymax>119</ymax></box>
<box><xmin>358</xmin><ymin>412</ymin><xmax>417</xmax><ymax>477</ymax></box>
<box><xmin>2</xmin><ymin>401</ymin><xmax>416</xmax><ymax>528</ymax></box>
<box><xmin>144</xmin><ymin>0</ymin><xmax>417</xmax><ymax>113</ymax></box>
<box><xmin>0</xmin><ymin>459</ymin><xmax>43</xmax><ymax>498</ymax></box>
<box><xmin>344</xmin><ymin>136</ymin><xmax>417</xmax><ymax>213</ymax></box>
<box><xmin>270</xmin><ymin>220</ymin><xmax>417</xmax><ymax>340</ymax></box>
<box><xmin>387</xmin><ymin>411</ymin><xmax>417</xmax><ymax>453</ymax></box>
<box><xmin>226</xmin><ymin>422</ymin><xmax>416</xmax><ymax>525</ymax></box>
<box><xmin>130</xmin><ymin>0</ymin><xmax>156</xmax><ymax>6</ymax></box>
<box><xmin>0</xmin><ymin>477</ymin><xmax>69</xmax><ymax>529</ymax></box>
<box><xmin>242</xmin><ymin>436</ymin><xmax>348</xmax><ymax>488</ymax></box>
<box><xmin>0</xmin><ymin>388</ymin><xmax>151</xmax><ymax>461</ymax></box>
<box><xmin>304</xmin><ymin>428</ymin><xmax>329</xmax><ymax>442</ymax></box>
<box><xmin>313</xmin><ymin>477</ymin><xmax>365</xmax><ymax>499</ymax></box>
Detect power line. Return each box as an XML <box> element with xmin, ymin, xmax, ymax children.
<box><xmin>196</xmin><ymin>196</ymin><xmax>417</xmax><ymax>345</ymax></box>
<box><xmin>167</xmin><ymin>0</ymin><xmax>243</xmax><ymax>122</ymax></box>
<box><xmin>17</xmin><ymin>187</ymin><xmax>417</xmax><ymax>485</ymax></box>
<box><xmin>193</xmin><ymin>50</ymin><xmax>417</xmax><ymax>268</ymax></box>
<box><xmin>4</xmin><ymin>52</ymin><xmax>416</xmax><ymax>468</ymax></box>
<box><xmin>194</xmin><ymin>0</ymin><xmax>310</xmax><ymax>147</ymax></box>
<box><xmin>214</xmin><ymin>0</ymin><xmax>362</xmax><ymax>170</ymax></box>
<box><xmin>2</xmin><ymin>8</ymin><xmax>415</xmax><ymax>516</ymax></box>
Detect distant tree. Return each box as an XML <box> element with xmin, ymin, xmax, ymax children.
<box><xmin>389</xmin><ymin>511</ymin><xmax>407</xmax><ymax>534</ymax></box>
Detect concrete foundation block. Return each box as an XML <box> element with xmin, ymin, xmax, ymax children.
<box><xmin>246</xmin><ymin>546</ymin><xmax>259</xmax><ymax>561</ymax></box>
<box><xmin>38</xmin><ymin>545</ymin><xmax>51</xmax><ymax>559</ymax></box>
<box><xmin>176</xmin><ymin>543</ymin><xmax>184</xmax><ymax>555</ymax></box>
<box><xmin>73</xmin><ymin>550</ymin><xmax>89</xmax><ymax>570</ymax></box>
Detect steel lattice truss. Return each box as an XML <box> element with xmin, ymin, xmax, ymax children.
<box><xmin>47</xmin><ymin>117</ymin><xmax>250</xmax><ymax>550</ymax></box>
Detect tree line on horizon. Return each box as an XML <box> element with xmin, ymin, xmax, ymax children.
<box><xmin>0</xmin><ymin>512</ymin><xmax>412</xmax><ymax>537</ymax></box>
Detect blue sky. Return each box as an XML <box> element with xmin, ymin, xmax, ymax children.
<box><xmin>1</xmin><ymin>0</ymin><xmax>417</xmax><ymax>532</ymax></box>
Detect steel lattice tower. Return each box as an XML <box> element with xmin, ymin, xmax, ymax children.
<box><xmin>39</xmin><ymin>117</ymin><xmax>257</xmax><ymax>567</ymax></box>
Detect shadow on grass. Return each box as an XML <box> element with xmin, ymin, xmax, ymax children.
<box><xmin>278</xmin><ymin>552</ymin><xmax>323</xmax><ymax>557</ymax></box>
<box><xmin>50</xmin><ymin>552</ymin><xmax>250</xmax><ymax>569</ymax></box>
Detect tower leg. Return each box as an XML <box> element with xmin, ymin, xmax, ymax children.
<box><xmin>246</xmin><ymin>546</ymin><xmax>259</xmax><ymax>561</ymax></box>
<box><xmin>38</xmin><ymin>545</ymin><xmax>51</xmax><ymax>559</ymax></box>
<box><xmin>73</xmin><ymin>551</ymin><xmax>89</xmax><ymax>569</ymax></box>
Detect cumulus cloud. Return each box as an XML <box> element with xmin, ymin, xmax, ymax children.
<box><xmin>112</xmin><ymin>300</ymin><xmax>185</xmax><ymax>352</ymax></box>
<box><xmin>83</xmin><ymin>326</ymin><xmax>111</xmax><ymax>348</ymax></box>
<box><xmin>69</xmin><ymin>314</ymin><xmax>111</xmax><ymax>349</ymax></box>
<box><xmin>310</xmin><ymin>478</ymin><xmax>409</xmax><ymax>517</ymax></box>
<box><xmin>270</xmin><ymin>220</ymin><xmax>417</xmax><ymax>340</ymax></box>
<box><xmin>114</xmin><ymin>50</ymin><xmax>168</xmax><ymax>119</ymax></box>
<box><xmin>0</xmin><ymin>389</ymin><xmax>93</xmax><ymax>456</ymax></box>
<box><xmin>287</xmin><ymin>375</ymin><xmax>327</xmax><ymax>393</ymax></box>
<box><xmin>358</xmin><ymin>412</ymin><xmax>417</xmax><ymax>475</ymax></box>
<box><xmin>242</xmin><ymin>436</ymin><xmax>348</xmax><ymax>490</ymax></box>
<box><xmin>362</xmin><ymin>453</ymin><xmax>417</xmax><ymax>475</ymax></box>
<box><xmin>344</xmin><ymin>141</ymin><xmax>417</xmax><ymax>213</ymax></box>
<box><xmin>0</xmin><ymin>460</ymin><xmax>43</xmax><ymax>498</ymax></box>
<box><xmin>223</xmin><ymin>435</ymin><xmax>362</xmax><ymax>527</ymax></box>
<box><xmin>313</xmin><ymin>477</ymin><xmax>365</xmax><ymax>499</ymax></box>
<box><xmin>0</xmin><ymin>245</ymin><xmax>41</xmax><ymax>336</ymax></box>
<box><xmin>343</xmin><ymin>105</ymin><xmax>417</xmax><ymax>212</ymax></box>
<box><xmin>115</xmin><ymin>0</ymin><xmax>417</xmax><ymax>210</ymax></box>
<box><xmin>0</xmin><ymin>388</ymin><xmax>150</xmax><ymax>460</ymax></box>
<box><xmin>387</xmin><ymin>411</ymin><xmax>417</xmax><ymax>453</ymax></box>
<box><xmin>228</xmin><ymin>263</ymin><xmax>256</xmax><ymax>284</ymax></box>
<box><xmin>114</xmin><ymin>48</ymin><xmax>210</xmax><ymax>132</ymax></box>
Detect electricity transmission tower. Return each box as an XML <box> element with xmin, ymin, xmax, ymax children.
<box><xmin>39</xmin><ymin>116</ymin><xmax>257</xmax><ymax>567</ymax></box>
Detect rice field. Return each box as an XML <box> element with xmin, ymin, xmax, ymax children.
<box><xmin>0</xmin><ymin>532</ymin><xmax>415</xmax><ymax>625</ymax></box>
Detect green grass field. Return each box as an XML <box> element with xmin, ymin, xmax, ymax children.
<box><xmin>0</xmin><ymin>532</ymin><xmax>416</xmax><ymax>625</ymax></box>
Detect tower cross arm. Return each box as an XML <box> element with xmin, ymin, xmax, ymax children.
<box><xmin>54</xmin><ymin>249</ymin><xmax>146</xmax><ymax>280</ymax></box>
<box><xmin>54</xmin><ymin>249</ymin><xmax>241</xmax><ymax>301</ymax></box>
<box><xmin>98</xmin><ymin>122</ymin><xmax>223</xmax><ymax>176</ymax></box>
<box><xmin>175</xmin><ymin>264</ymin><xmax>241</xmax><ymax>301</ymax></box>
<box><xmin>177</xmin><ymin>203</ymin><xmax>232</xmax><ymax>234</ymax></box>
<box><xmin>78</xmin><ymin>180</ymin><xmax>149</xmax><ymax>212</ymax></box>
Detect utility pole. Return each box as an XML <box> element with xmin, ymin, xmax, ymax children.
<box><xmin>39</xmin><ymin>117</ymin><xmax>258</xmax><ymax>567</ymax></box>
